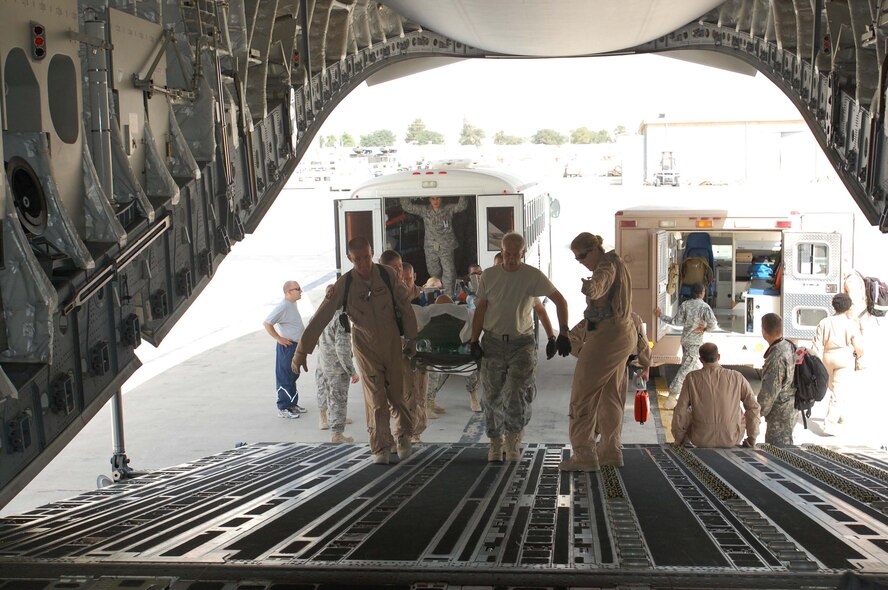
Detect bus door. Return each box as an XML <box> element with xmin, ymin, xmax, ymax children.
<box><xmin>335</xmin><ymin>198</ymin><xmax>384</xmax><ymax>275</ymax></box>
<box><xmin>654</xmin><ymin>229</ymin><xmax>670</xmax><ymax>341</ymax></box>
<box><xmin>780</xmin><ymin>231</ymin><xmax>842</xmax><ymax>339</ymax></box>
<box><xmin>476</xmin><ymin>194</ymin><xmax>523</xmax><ymax>268</ymax></box>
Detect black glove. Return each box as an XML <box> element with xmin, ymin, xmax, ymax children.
<box><xmin>556</xmin><ymin>334</ymin><xmax>571</xmax><ymax>357</ymax></box>
<box><xmin>545</xmin><ymin>336</ymin><xmax>557</xmax><ymax>359</ymax></box>
<box><xmin>470</xmin><ymin>341</ymin><xmax>484</xmax><ymax>360</ymax></box>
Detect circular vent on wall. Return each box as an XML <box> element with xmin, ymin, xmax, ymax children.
<box><xmin>6</xmin><ymin>157</ymin><xmax>48</xmax><ymax>235</ymax></box>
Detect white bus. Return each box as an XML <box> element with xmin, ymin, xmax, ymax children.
<box><xmin>615</xmin><ymin>205</ymin><xmax>854</xmax><ymax>367</ymax></box>
<box><xmin>335</xmin><ymin>167</ymin><xmax>557</xmax><ymax>287</ymax></box>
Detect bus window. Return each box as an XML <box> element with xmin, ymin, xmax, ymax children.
<box><xmin>487</xmin><ymin>207</ymin><xmax>515</xmax><ymax>250</ymax></box>
<box><xmin>345</xmin><ymin>210</ymin><xmax>374</xmax><ymax>244</ymax></box>
<box><xmin>794</xmin><ymin>306</ymin><xmax>829</xmax><ymax>329</ymax></box>
<box><xmin>796</xmin><ymin>242</ymin><xmax>829</xmax><ymax>276</ymax></box>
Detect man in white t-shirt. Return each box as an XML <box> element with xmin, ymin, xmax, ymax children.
<box><xmin>470</xmin><ymin>232</ymin><xmax>572</xmax><ymax>462</ymax></box>
<box><xmin>263</xmin><ymin>280</ymin><xmax>307</xmax><ymax>419</ymax></box>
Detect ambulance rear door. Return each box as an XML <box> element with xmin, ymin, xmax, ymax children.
<box><xmin>476</xmin><ymin>194</ymin><xmax>523</xmax><ymax>268</ymax></box>
<box><xmin>781</xmin><ymin>231</ymin><xmax>842</xmax><ymax>339</ymax></box>
<box><xmin>653</xmin><ymin>229</ymin><xmax>670</xmax><ymax>341</ymax></box>
<box><xmin>335</xmin><ymin>198</ymin><xmax>384</xmax><ymax>275</ymax></box>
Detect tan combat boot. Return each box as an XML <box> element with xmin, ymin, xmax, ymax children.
<box><xmin>318</xmin><ymin>408</ymin><xmax>330</xmax><ymax>430</ymax></box>
<box><xmin>432</xmin><ymin>401</ymin><xmax>447</xmax><ymax>414</ymax></box>
<box><xmin>469</xmin><ymin>390</ymin><xmax>482</xmax><ymax>413</ymax></box>
<box><xmin>504</xmin><ymin>431</ymin><xmax>523</xmax><ymax>461</ymax></box>
<box><xmin>396</xmin><ymin>437</ymin><xmax>413</xmax><ymax>461</ymax></box>
<box><xmin>488</xmin><ymin>435</ymin><xmax>505</xmax><ymax>462</ymax></box>
<box><xmin>331</xmin><ymin>432</ymin><xmax>354</xmax><ymax>443</ymax></box>
<box><xmin>558</xmin><ymin>447</ymin><xmax>600</xmax><ymax>472</ymax></box>
<box><xmin>426</xmin><ymin>399</ymin><xmax>439</xmax><ymax>420</ymax></box>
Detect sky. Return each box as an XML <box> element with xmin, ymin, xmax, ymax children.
<box><xmin>317</xmin><ymin>54</ymin><xmax>804</xmax><ymax>143</ymax></box>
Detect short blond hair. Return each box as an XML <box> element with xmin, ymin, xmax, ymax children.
<box><xmin>570</xmin><ymin>232</ymin><xmax>604</xmax><ymax>253</ymax></box>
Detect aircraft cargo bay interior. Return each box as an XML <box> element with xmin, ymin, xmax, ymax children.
<box><xmin>2</xmin><ymin>1</ymin><xmax>888</xmax><ymax>588</ymax></box>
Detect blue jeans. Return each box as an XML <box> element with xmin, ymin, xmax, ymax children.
<box><xmin>275</xmin><ymin>342</ymin><xmax>300</xmax><ymax>409</ymax></box>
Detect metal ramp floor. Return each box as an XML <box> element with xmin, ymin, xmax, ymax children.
<box><xmin>1</xmin><ymin>442</ymin><xmax>888</xmax><ymax>588</ymax></box>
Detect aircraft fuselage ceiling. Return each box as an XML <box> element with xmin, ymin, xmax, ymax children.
<box><xmin>1</xmin><ymin>0</ymin><xmax>887</xmax><ymax>508</ymax></box>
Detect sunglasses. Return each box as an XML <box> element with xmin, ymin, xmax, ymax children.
<box><xmin>288</xmin><ymin>287</ymin><xmax>302</xmax><ymax>292</ymax></box>
<box><xmin>575</xmin><ymin>251</ymin><xmax>590</xmax><ymax>261</ymax></box>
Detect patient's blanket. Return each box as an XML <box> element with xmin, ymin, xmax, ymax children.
<box><xmin>412</xmin><ymin>304</ymin><xmax>474</xmax><ymax>347</ymax></box>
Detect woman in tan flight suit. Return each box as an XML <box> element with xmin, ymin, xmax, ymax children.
<box><xmin>560</xmin><ymin>233</ymin><xmax>635</xmax><ymax>471</ymax></box>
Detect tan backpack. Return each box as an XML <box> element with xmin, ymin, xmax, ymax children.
<box><xmin>680</xmin><ymin>256</ymin><xmax>713</xmax><ymax>287</ymax></box>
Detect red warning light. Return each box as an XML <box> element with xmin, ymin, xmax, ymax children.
<box><xmin>31</xmin><ymin>22</ymin><xmax>46</xmax><ymax>60</ymax></box>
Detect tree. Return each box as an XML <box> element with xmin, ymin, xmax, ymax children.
<box><xmin>493</xmin><ymin>131</ymin><xmax>525</xmax><ymax>145</ymax></box>
<box><xmin>614</xmin><ymin>125</ymin><xmax>627</xmax><ymax>136</ymax></box>
<box><xmin>531</xmin><ymin>128</ymin><xmax>568</xmax><ymax>145</ymax></box>
<box><xmin>324</xmin><ymin>134</ymin><xmax>338</xmax><ymax>148</ymax></box>
<box><xmin>570</xmin><ymin>127</ymin><xmax>614</xmax><ymax>144</ymax></box>
<box><xmin>592</xmin><ymin>129</ymin><xmax>614</xmax><ymax>143</ymax></box>
<box><xmin>570</xmin><ymin>127</ymin><xmax>595</xmax><ymax>144</ymax></box>
<box><xmin>414</xmin><ymin>130</ymin><xmax>445</xmax><ymax>145</ymax></box>
<box><xmin>459</xmin><ymin>121</ymin><xmax>485</xmax><ymax>146</ymax></box>
<box><xmin>360</xmin><ymin>129</ymin><xmax>397</xmax><ymax>147</ymax></box>
<box><xmin>340</xmin><ymin>132</ymin><xmax>355</xmax><ymax>147</ymax></box>
<box><xmin>405</xmin><ymin>118</ymin><xmax>427</xmax><ymax>144</ymax></box>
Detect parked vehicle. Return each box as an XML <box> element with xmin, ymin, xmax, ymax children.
<box><xmin>616</xmin><ymin>205</ymin><xmax>854</xmax><ymax>366</ymax></box>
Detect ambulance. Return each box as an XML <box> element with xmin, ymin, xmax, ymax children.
<box><xmin>615</xmin><ymin>205</ymin><xmax>854</xmax><ymax>366</ymax></box>
<box><xmin>335</xmin><ymin>166</ymin><xmax>557</xmax><ymax>288</ymax></box>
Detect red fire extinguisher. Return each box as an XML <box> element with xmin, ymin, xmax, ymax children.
<box><xmin>634</xmin><ymin>374</ymin><xmax>649</xmax><ymax>425</ymax></box>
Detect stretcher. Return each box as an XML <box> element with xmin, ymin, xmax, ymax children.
<box><xmin>411</xmin><ymin>310</ymin><xmax>478</xmax><ymax>375</ymax></box>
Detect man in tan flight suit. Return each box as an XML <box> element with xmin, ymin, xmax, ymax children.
<box><xmin>671</xmin><ymin>343</ymin><xmax>760</xmax><ymax>448</ymax></box>
<box><xmin>293</xmin><ymin>237</ymin><xmax>418</xmax><ymax>465</ymax></box>
<box><xmin>379</xmin><ymin>249</ymin><xmax>428</xmax><ymax>444</ymax></box>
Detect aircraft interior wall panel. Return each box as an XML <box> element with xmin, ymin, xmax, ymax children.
<box><xmin>252</xmin><ymin>122</ymin><xmax>270</xmax><ymax>195</ymax></box>
<box><xmin>2</xmin><ymin>3</ymin><xmax>85</xmax><ymax>236</ymax></box>
<box><xmin>76</xmin><ymin>284</ymin><xmax>125</xmax><ymax>404</ymax></box>
<box><xmin>185</xmin><ymin>183</ymin><xmax>212</xmax><ymax>278</ymax></box>
<box><xmin>168</xmin><ymin>193</ymin><xmax>197</xmax><ymax>309</ymax></box>
<box><xmin>0</xmin><ymin>366</ymin><xmax>48</xmax><ymax>485</ymax></box>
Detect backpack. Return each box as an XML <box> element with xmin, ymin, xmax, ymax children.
<box><xmin>680</xmin><ymin>256</ymin><xmax>713</xmax><ymax>287</ymax></box>
<box><xmin>342</xmin><ymin>264</ymin><xmax>404</xmax><ymax>335</ymax></box>
<box><xmin>791</xmin><ymin>344</ymin><xmax>829</xmax><ymax>428</ymax></box>
<box><xmin>863</xmin><ymin>276</ymin><xmax>888</xmax><ymax>317</ymax></box>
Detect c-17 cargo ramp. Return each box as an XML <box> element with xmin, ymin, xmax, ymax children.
<box><xmin>1</xmin><ymin>439</ymin><xmax>887</xmax><ymax>588</ymax></box>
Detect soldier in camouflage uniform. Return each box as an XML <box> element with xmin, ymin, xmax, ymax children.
<box><xmin>400</xmin><ymin>196</ymin><xmax>468</xmax><ymax>296</ymax></box>
<box><xmin>655</xmin><ymin>282</ymin><xmax>719</xmax><ymax>409</ymax></box>
<box><xmin>470</xmin><ymin>233</ymin><xmax>571</xmax><ymax>463</ymax></box>
<box><xmin>316</xmin><ymin>307</ymin><xmax>359</xmax><ymax>443</ymax></box>
<box><xmin>758</xmin><ymin>313</ymin><xmax>798</xmax><ymax>445</ymax></box>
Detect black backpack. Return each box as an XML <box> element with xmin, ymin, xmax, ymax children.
<box><xmin>863</xmin><ymin>275</ymin><xmax>888</xmax><ymax>317</ymax></box>
<box><xmin>790</xmin><ymin>343</ymin><xmax>829</xmax><ymax>428</ymax></box>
